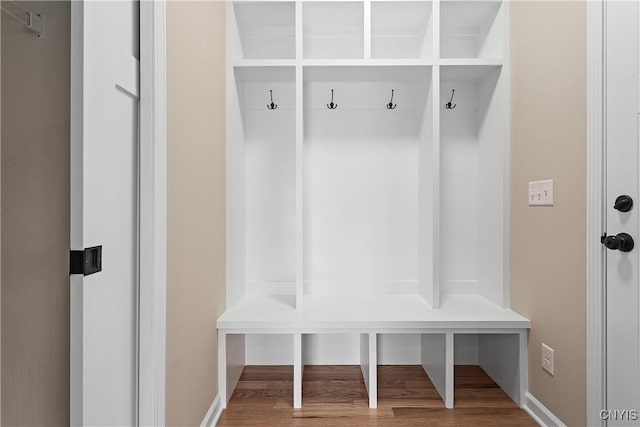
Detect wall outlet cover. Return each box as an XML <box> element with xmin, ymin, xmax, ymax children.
<box><xmin>542</xmin><ymin>343</ymin><xmax>554</xmax><ymax>376</ymax></box>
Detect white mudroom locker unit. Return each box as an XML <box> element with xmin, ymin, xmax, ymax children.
<box><xmin>217</xmin><ymin>0</ymin><xmax>530</xmax><ymax>410</ymax></box>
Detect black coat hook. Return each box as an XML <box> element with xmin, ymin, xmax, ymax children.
<box><xmin>327</xmin><ymin>89</ymin><xmax>338</xmax><ymax>109</ymax></box>
<box><xmin>445</xmin><ymin>89</ymin><xmax>456</xmax><ymax>110</ymax></box>
<box><xmin>267</xmin><ymin>90</ymin><xmax>277</xmax><ymax>110</ymax></box>
<box><xmin>386</xmin><ymin>89</ymin><xmax>397</xmax><ymax>110</ymax></box>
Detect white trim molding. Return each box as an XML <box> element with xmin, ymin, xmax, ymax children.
<box><xmin>138</xmin><ymin>0</ymin><xmax>167</xmax><ymax>425</ymax></box>
<box><xmin>523</xmin><ymin>393</ymin><xmax>567</xmax><ymax>427</ymax></box>
<box><xmin>201</xmin><ymin>394</ymin><xmax>224</xmax><ymax>427</ymax></box>
<box><xmin>587</xmin><ymin>1</ymin><xmax>607</xmax><ymax>426</ymax></box>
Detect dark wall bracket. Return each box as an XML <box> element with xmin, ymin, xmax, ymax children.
<box><xmin>70</xmin><ymin>245</ymin><xmax>103</xmax><ymax>276</ymax></box>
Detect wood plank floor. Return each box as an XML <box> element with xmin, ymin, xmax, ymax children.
<box><xmin>217</xmin><ymin>365</ymin><xmax>537</xmax><ymax>426</ymax></box>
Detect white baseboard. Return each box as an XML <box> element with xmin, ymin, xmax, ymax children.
<box><xmin>523</xmin><ymin>392</ymin><xmax>566</xmax><ymax>427</ymax></box>
<box><xmin>200</xmin><ymin>393</ymin><xmax>223</xmax><ymax>427</ymax></box>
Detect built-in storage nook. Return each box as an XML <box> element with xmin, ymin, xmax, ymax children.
<box><xmin>219</xmin><ymin>0</ymin><xmax>529</xmax><ymax>412</ymax></box>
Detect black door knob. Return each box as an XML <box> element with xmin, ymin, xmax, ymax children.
<box><xmin>614</xmin><ymin>195</ymin><xmax>633</xmax><ymax>212</ymax></box>
<box><xmin>602</xmin><ymin>233</ymin><xmax>635</xmax><ymax>252</ymax></box>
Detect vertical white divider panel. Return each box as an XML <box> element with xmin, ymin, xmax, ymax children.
<box><xmin>359</xmin><ymin>333</ymin><xmax>378</xmax><ymax>408</ymax></box>
<box><xmin>360</xmin><ymin>335</ymin><xmax>370</xmax><ymax>395</ymax></box>
<box><xmin>295</xmin><ymin>0</ymin><xmax>304</xmax><ymax>309</ymax></box>
<box><xmin>419</xmin><ymin>0</ymin><xmax>440</xmax><ymax>305</ymax></box>
<box><xmin>218</xmin><ymin>330</ymin><xmax>227</xmax><ymax>407</ymax></box>
<box><xmin>223</xmin><ymin>4</ymin><xmax>246</xmax><ymax>411</ymax></box>
<box><xmin>425</xmin><ymin>0</ymin><xmax>441</xmax><ymax>309</ymax></box>
<box><xmin>432</xmin><ymin>0</ymin><xmax>440</xmax><ymax>60</ymax></box>
<box><xmin>420</xmin><ymin>333</ymin><xmax>453</xmax><ymax>408</ymax></box>
<box><xmin>368</xmin><ymin>333</ymin><xmax>377</xmax><ymax>408</ymax></box>
<box><xmin>445</xmin><ymin>332</ymin><xmax>454</xmax><ymax>408</ymax></box>
<box><xmin>218</xmin><ymin>331</ymin><xmax>246</xmax><ymax>408</ymax></box>
<box><xmin>293</xmin><ymin>332</ymin><xmax>303</xmax><ymax>409</ymax></box>
<box><xmin>418</xmin><ymin>67</ymin><xmax>437</xmax><ymax>307</ymax></box>
<box><xmin>499</xmin><ymin>0</ymin><xmax>511</xmax><ymax>309</ymax></box>
<box><xmin>518</xmin><ymin>331</ymin><xmax>528</xmax><ymax>406</ymax></box>
<box><xmin>227</xmin><ymin>3</ymin><xmax>246</xmax><ymax>307</ymax></box>
<box><xmin>431</xmin><ymin>0</ymin><xmax>440</xmax><ymax>61</ymax></box>
<box><xmin>227</xmin><ymin>1</ymin><xmax>242</xmax><ymax>61</ymax></box>
<box><xmin>363</xmin><ymin>0</ymin><xmax>371</xmax><ymax>59</ymax></box>
<box><xmin>428</xmin><ymin>66</ymin><xmax>441</xmax><ymax>308</ymax></box>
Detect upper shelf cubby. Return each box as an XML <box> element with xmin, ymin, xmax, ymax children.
<box><xmin>440</xmin><ymin>0</ymin><xmax>503</xmax><ymax>59</ymax></box>
<box><xmin>232</xmin><ymin>2</ymin><xmax>296</xmax><ymax>60</ymax></box>
<box><xmin>371</xmin><ymin>1</ymin><xmax>433</xmax><ymax>59</ymax></box>
<box><xmin>304</xmin><ymin>2</ymin><xmax>364</xmax><ymax>59</ymax></box>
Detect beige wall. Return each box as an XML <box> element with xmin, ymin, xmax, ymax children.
<box><xmin>510</xmin><ymin>2</ymin><xmax>587</xmax><ymax>426</ymax></box>
<box><xmin>166</xmin><ymin>1</ymin><xmax>227</xmax><ymax>425</ymax></box>
<box><xmin>0</xmin><ymin>2</ymin><xmax>71</xmax><ymax>425</ymax></box>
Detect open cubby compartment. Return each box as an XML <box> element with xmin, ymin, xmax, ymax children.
<box><xmin>439</xmin><ymin>65</ymin><xmax>507</xmax><ymax>307</ymax></box>
<box><xmin>303</xmin><ymin>334</ymin><xmax>361</xmax><ymax>365</ymax></box>
<box><xmin>377</xmin><ymin>333</ymin><xmax>423</xmax><ymax>365</ymax></box>
<box><xmin>303</xmin><ymin>2</ymin><xmax>364</xmax><ymax>59</ymax></box>
<box><xmin>230</xmin><ymin>1</ymin><xmax>296</xmax><ymax>60</ymax></box>
<box><xmin>302</xmin><ymin>66</ymin><xmax>435</xmax><ymax>301</ymax></box>
<box><xmin>246</xmin><ymin>334</ymin><xmax>295</xmax><ymax>365</ymax></box>
<box><xmin>371</xmin><ymin>1</ymin><xmax>433</xmax><ymax>59</ymax></box>
<box><xmin>301</xmin><ymin>334</ymin><xmax>374</xmax><ymax>405</ymax></box>
<box><xmin>440</xmin><ymin>0</ymin><xmax>504</xmax><ymax>59</ymax></box>
<box><xmin>230</xmin><ymin>66</ymin><xmax>296</xmax><ymax>304</ymax></box>
<box><xmin>453</xmin><ymin>333</ymin><xmax>526</xmax><ymax>406</ymax></box>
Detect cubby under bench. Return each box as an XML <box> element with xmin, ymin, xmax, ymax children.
<box><xmin>217</xmin><ymin>294</ymin><xmax>530</xmax><ymax>410</ymax></box>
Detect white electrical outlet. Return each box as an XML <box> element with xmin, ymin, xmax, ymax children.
<box><xmin>529</xmin><ymin>180</ymin><xmax>554</xmax><ymax>206</ymax></box>
<box><xmin>542</xmin><ymin>343</ymin><xmax>554</xmax><ymax>376</ymax></box>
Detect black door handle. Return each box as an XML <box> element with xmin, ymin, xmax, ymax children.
<box><xmin>602</xmin><ymin>233</ymin><xmax>635</xmax><ymax>252</ymax></box>
<box><xmin>614</xmin><ymin>195</ymin><xmax>633</xmax><ymax>212</ymax></box>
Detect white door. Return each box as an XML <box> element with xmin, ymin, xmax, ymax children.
<box><xmin>605</xmin><ymin>1</ymin><xmax>640</xmax><ymax>425</ymax></box>
<box><xmin>70</xmin><ymin>1</ymin><xmax>140</xmax><ymax>425</ymax></box>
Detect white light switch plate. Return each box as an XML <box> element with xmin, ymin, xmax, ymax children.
<box><xmin>529</xmin><ymin>180</ymin><xmax>554</xmax><ymax>206</ymax></box>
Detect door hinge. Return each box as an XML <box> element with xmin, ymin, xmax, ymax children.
<box><xmin>70</xmin><ymin>246</ymin><xmax>102</xmax><ymax>276</ymax></box>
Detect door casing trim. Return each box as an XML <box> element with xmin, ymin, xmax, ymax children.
<box><xmin>138</xmin><ymin>1</ymin><xmax>167</xmax><ymax>425</ymax></box>
<box><xmin>587</xmin><ymin>0</ymin><xmax>606</xmax><ymax>425</ymax></box>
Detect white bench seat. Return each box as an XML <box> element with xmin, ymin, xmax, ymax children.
<box><xmin>218</xmin><ymin>294</ymin><xmax>530</xmax><ymax>331</ymax></box>
<box><xmin>217</xmin><ymin>294</ymin><xmax>531</xmax><ymax>410</ymax></box>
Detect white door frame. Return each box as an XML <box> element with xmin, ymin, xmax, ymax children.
<box><xmin>70</xmin><ymin>1</ymin><xmax>167</xmax><ymax>424</ymax></box>
<box><xmin>1</xmin><ymin>0</ymin><xmax>166</xmax><ymax>423</ymax></box>
<box><xmin>138</xmin><ymin>1</ymin><xmax>167</xmax><ymax>425</ymax></box>
<box><xmin>587</xmin><ymin>0</ymin><xmax>611</xmax><ymax>425</ymax></box>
